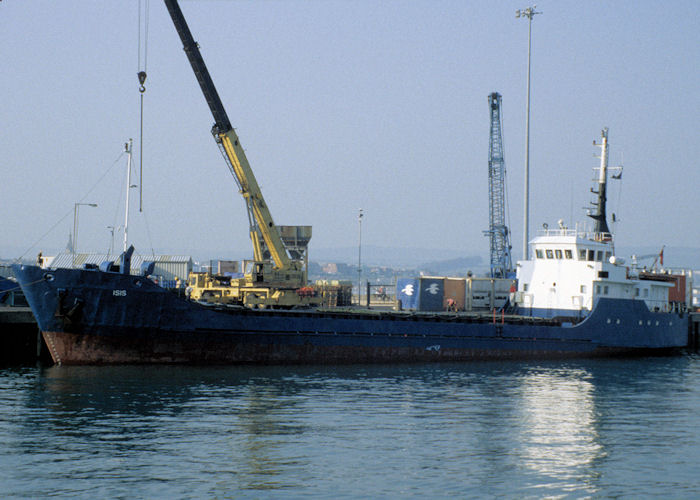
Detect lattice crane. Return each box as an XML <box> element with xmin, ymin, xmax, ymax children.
<box><xmin>484</xmin><ymin>93</ymin><xmax>513</xmax><ymax>278</ymax></box>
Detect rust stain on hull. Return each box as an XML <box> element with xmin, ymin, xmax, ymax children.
<box><xmin>40</xmin><ymin>330</ymin><xmax>663</xmax><ymax>366</ymax></box>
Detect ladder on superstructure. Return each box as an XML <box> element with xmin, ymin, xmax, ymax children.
<box><xmin>484</xmin><ymin>92</ymin><xmax>512</xmax><ymax>278</ymax></box>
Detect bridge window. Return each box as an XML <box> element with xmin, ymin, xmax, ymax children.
<box><xmin>565</xmin><ymin>249</ymin><xmax>573</xmax><ymax>259</ymax></box>
<box><xmin>603</xmin><ymin>285</ymin><xmax>609</xmax><ymax>295</ymax></box>
<box><xmin>596</xmin><ymin>251</ymin><xmax>604</xmax><ymax>262</ymax></box>
<box><xmin>546</xmin><ymin>249</ymin><xmax>554</xmax><ymax>259</ymax></box>
<box><xmin>579</xmin><ymin>249</ymin><xmax>587</xmax><ymax>260</ymax></box>
<box><xmin>580</xmin><ymin>285</ymin><xmax>587</xmax><ymax>293</ymax></box>
<box><xmin>555</xmin><ymin>249</ymin><xmax>563</xmax><ymax>259</ymax></box>
<box><xmin>605</xmin><ymin>251</ymin><xmax>612</xmax><ymax>261</ymax></box>
<box><xmin>535</xmin><ymin>249</ymin><xmax>544</xmax><ymax>259</ymax></box>
<box><xmin>588</xmin><ymin>250</ymin><xmax>595</xmax><ymax>261</ymax></box>
<box><xmin>596</xmin><ymin>285</ymin><xmax>601</xmax><ymax>294</ymax></box>
<box><xmin>635</xmin><ymin>288</ymin><xmax>640</xmax><ymax>297</ymax></box>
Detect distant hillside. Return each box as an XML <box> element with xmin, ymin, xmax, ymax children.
<box><xmin>416</xmin><ymin>256</ymin><xmax>485</xmax><ymax>277</ymax></box>
<box><xmin>308</xmin><ymin>255</ymin><xmax>486</xmax><ymax>283</ymax></box>
<box><xmin>312</xmin><ymin>245</ymin><xmax>480</xmax><ymax>268</ymax></box>
<box><xmin>4</xmin><ymin>243</ymin><xmax>697</xmax><ymax>274</ymax></box>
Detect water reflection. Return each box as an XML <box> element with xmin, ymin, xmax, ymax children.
<box><xmin>513</xmin><ymin>367</ymin><xmax>605</xmax><ymax>496</ymax></box>
<box><xmin>1</xmin><ymin>357</ymin><xmax>698</xmax><ymax>498</ymax></box>
<box><xmin>13</xmin><ymin>366</ymin><xmax>316</xmax><ymax>493</ymax></box>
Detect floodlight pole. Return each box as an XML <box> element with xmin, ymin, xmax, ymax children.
<box><xmin>73</xmin><ymin>202</ymin><xmax>98</xmax><ymax>268</ymax></box>
<box><xmin>516</xmin><ymin>5</ymin><xmax>541</xmax><ymax>261</ymax></box>
<box><xmin>357</xmin><ymin>208</ymin><xmax>363</xmax><ymax>306</ymax></box>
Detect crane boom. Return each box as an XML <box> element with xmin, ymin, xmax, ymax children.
<box><xmin>163</xmin><ymin>0</ymin><xmax>293</xmax><ymax>270</ymax></box>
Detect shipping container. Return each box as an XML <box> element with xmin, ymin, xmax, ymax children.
<box><xmin>668</xmin><ymin>274</ymin><xmax>687</xmax><ymax>303</ymax></box>
<box><xmin>443</xmin><ymin>277</ymin><xmax>466</xmax><ymax>311</ymax></box>
<box><xmin>467</xmin><ymin>278</ymin><xmax>516</xmax><ymax>310</ymax></box>
<box><xmin>469</xmin><ymin>278</ymin><xmax>492</xmax><ymax>310</ymax></box>
<box><xmin>495</xmin><ymin>278</ymin><xmax>516</xmax><ymax>310</ymax></box>
<box><xmin>396</xmin><ymin>278</ymin><xmax>419</xmax><ymax>310</ymax></box>
<box><xmin>315</xmin><ymin>280</ymin><xmax>353</xmax><ymax>307</ymax></box>
<box><xmin>418</xmin><ymin>277</ymin><xmax>444</xmax><ymax>312</ymax></box>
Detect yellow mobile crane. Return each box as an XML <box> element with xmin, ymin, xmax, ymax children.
<box><xmin>164</xmin><ymin>0</ymin><xmax>318</xmax><ymax>308</ymax></box>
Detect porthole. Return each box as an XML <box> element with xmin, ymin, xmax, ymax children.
<box><xmin>44</xmin><ymin>273</ymin><xmax>55</xmax><ymax>282</ymax></box>
<box><xmin>638</xmin><ymin>320</ymin><xmax>643</xmax><ymax>325</ymax></box>
<box><xmin>606</xmin><ymin>318</ymin><xmax>611</xmax><ymax>324</ymax></box>
<box><xmin>616</xmin><ymin>319</ymin><xmax>621</xmax><ymax>324</ymax></box>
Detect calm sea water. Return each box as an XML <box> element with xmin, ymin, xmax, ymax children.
<box><xmin>2</xmin><ymin>356</ymin><xmax>700</xmax><ymax>498</ymax></box>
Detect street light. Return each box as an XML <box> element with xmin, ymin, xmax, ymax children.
<box><xmin>73</xmin><ymin>202</ymin><xmax>98</xmax><ymax>267</ymax></box>
<box><xmin>516</xmin><ymin>5</ymin><xmax>541</xmax><ymax>261</ymax></box>
<box><xmin>358</xmin><ymin>208</ymin><xmax>363</xmax><ymax>306</ymax></box>
<box><xmin>107</xmin><ymin>225</ymin><xmax>116</xmax><ymax>256</ymax></box>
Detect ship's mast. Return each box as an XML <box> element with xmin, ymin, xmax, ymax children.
<box><xmin>123</xmin><ymin>139</ymin><xmax>134</xmax><ymax>253</ymax></box>
<box><xmin>589</xmin><ymin>128</ymin><xmax>611</xmax><ymax>239</ymax></box>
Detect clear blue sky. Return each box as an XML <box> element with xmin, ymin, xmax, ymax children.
<box><xmin>1</xmin><ymin>1</ymin><xmax>698</xmax><ymax>263</ymax></box>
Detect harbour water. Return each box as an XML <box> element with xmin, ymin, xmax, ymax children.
<box><xmin>2</xmin><ymin>356</ymin><xmax>700</xmax><ymax>498</ymax></box>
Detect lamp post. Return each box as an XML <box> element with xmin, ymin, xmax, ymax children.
<box><xmin>73</xmin><ymin>202</ymin><xmax>98</xmax><ymax>267</ymax></box>
<box><xmin>107</xmin><ymin>226</ymin><xmax>116</xmax><ymax>256</ymax></box>
<box><xmin>516</xmin><ymin>5</ymin><xmax>541</xmax><ymax>261</ymax></box>
<box><xmin>357</xmin><ymin>208</ymin><xmax>363</xmax><ymax>306</ymax></box>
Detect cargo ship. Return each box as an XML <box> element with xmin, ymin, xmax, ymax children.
<box><xmin>11</xmin><ymin>1</ymin><xmax>691</xmax><ymax>364</ymax></box>
<box><xmin>13</xmin><ymin>126</ymin><xmax>691</xmax><ymax>364</ymax></box>
<box><xmin>10</xmin><ymin>222</ymin><xmax>691</xmax><ymax>365</ymax></box>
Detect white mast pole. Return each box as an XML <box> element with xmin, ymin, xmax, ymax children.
<box><xmin>517</xmin><ymin>6</ymin><xmax>541</xmax><ymax>260</ymax></box>
<box><xmin>598</xmin><ymin>128</ymin><xmax>609</xmax><ymax>184</ymax></box>
<box><xmin>123</xmin><ymin>139</ymin><xmax>133</xmax><ymax>253</ymax></box>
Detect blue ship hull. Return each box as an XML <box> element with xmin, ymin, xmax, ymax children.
<box><xmin>12</xmin><ymin>265</ymin><xmax>689</xmax><ymax>365</ymax></box>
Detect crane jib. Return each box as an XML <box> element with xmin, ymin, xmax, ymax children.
<box><xmin>163</xmin><ymin>0</ymin><xmax>232</xmax><ymax>133</ymax></box>
<box><xmin>163</xmin><ymin>0</ymin><xmax>295</xmax><ymax>273</ymax></box>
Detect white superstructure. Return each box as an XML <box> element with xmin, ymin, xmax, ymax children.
<box><xmin>515</xmin><ymin>227</ymin><xmax>673</xmax><ymax>318</ymax></box>
<box><xmin>513</xmin><ymin>128</ymin><xmax>677</xmax><ymax>319</ymax></box>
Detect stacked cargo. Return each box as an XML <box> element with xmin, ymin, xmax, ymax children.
<box><xmin>443</xmin><ymin>277</ymin><xmax>466</xmax><ymax>311</ymax></box>
<box><xmin>467</xmin><ymin>278</ymin><xmax>515</xmax><ymax>311</ymax></box>
<box><xmin>396</xmin><ymin>278</ymin><xmax>419</xmax><ymax>310</ymax></box>
<box><xmin>397</xmin><ymin>276</ymin><xmax>516</xmax><ymax>312</ymax></box>
<box><xmin>396</xmin><ymin>277</ymin><xmax>446</xmax><ymax>311</ymax></box>
<box><xmin>418</xmin><ymin>277</ymin><xmax>444</xmax><ymax>311</ymax></box>
<box><xmin>315</xmin><ymin>280</ymin><xmax>353</xmax><ymax>307</ymax></box>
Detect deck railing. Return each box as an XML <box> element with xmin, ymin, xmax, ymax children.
<box><xmin>535</xmin><ymin>227</ymin><xmax>613</xmax><ymax>242</ymax></box>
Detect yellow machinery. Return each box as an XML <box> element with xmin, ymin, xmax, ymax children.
<box><xmin>188</xmin><ymin>269</ymin><xmax>321</xmax><ymax>308</ymax></box>
<box><xmin>165</xmin><ymin>0</ymin><xmax>319</xmax><ymax>308</ymax></box>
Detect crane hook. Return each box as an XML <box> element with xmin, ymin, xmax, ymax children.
<box><xmin>138</xmin><ymin>71</ymin><xmax>147</xmax><ymax>93</ymax></box>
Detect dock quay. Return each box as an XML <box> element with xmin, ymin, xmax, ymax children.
<box><xmin>0</xmin><ymin>306</ymin><xmax>48</xmax><ymax>365</ymax></box>
<box><xmin>689</xmin><ymin>312</ymin><xmax>700</xmax><ymax>350</ymax></box>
